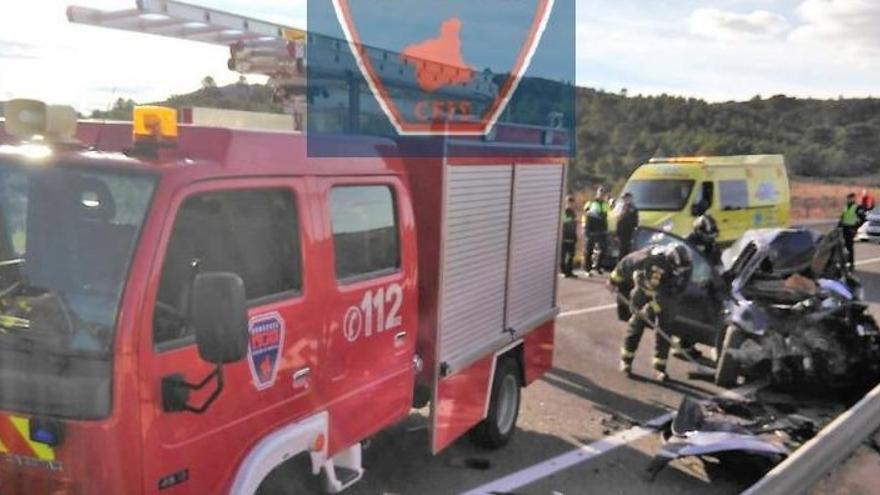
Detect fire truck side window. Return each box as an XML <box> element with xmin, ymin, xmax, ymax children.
<box><xmin>154</xmin><ymin>189</ymin><xmax>302</xmax><ymax>346</ymax></box>
<box><xmin>330</xmin><ymin>185</ymin><xmax>400</xmax><ymax>282</ymax></box>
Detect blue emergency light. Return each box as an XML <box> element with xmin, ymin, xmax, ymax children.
<box><xmin>29</xmin><ymin>418</ymin><xmax>65</xmax><ymax>447</ymax></box>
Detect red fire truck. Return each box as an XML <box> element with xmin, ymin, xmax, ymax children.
<box><xmin>0</xmin><ymin>2</ymin><xmax>568</xmax><ymax>494</ymax></box>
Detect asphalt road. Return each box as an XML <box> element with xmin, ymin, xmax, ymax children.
<box><xmin>347</xmin><ymin>239</ymin><xmax>880</xmax><ymax>495</ymax></box>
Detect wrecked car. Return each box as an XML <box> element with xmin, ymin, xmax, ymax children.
<box><xmin>622</xmin><ymin>227</ymin><xmax>880</xmax><ymax>388</ymax></box>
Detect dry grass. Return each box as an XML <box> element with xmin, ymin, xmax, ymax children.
<box><xmin>791</xmin><ymin>181</ymin><xmax>871</xmax><ymax>221</ymax></box>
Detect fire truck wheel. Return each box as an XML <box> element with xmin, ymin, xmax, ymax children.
<box><xmin>256</xmin><ymin>455</ymin><xmax>321</xmax><ymax>495</ymax></box>
<box><xmin>469</xmin><ymin>357</ymin><xmax>521</xmax><ymax>449</ymax></box>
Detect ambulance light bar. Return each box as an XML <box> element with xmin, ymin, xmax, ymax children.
<box><xmin>649</xmin><ymin>157</ymin><xmax>706</xmax><ymax>164</ymax></box>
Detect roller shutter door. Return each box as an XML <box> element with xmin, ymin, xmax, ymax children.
<box><xmin>506</xmin><ymin>164</ymin><xmax>564</xmax><ymax>332</ymax></box>
<box><xmin>438</xmin><ymin>165</ymin><xmax>513</xmax><ymax>368</ymax></box>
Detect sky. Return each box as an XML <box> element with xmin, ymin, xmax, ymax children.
<box><xmin>0</xmin><ymin>0</ymin><xmax>878</xmax><ymax>113</ymax></box>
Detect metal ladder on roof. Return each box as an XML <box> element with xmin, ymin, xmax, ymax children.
<box><xmin>66</xmin><ymin>0</ymin><xmax>500</xmax><ymax>132</ymax></box>
<box><xmin>66</xmin><ymin>0</ymin><xmax>498</xmax><ymax>112</ymax></box>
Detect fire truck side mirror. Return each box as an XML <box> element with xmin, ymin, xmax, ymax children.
<box><xmin>190</xmin><ymin>272</ymin><xmax>249</xmax><ymax>364</ymax></box>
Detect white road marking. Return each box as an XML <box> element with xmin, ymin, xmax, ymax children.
<box><xmin>856</xmin><ymin>256</ymin><xmax>880</xmax><ymax>267</ymax></box>
<box><xmin>558</xmin><ymin>303</ymin><xmax>617</xmax><ymax>318</ymax></box>
<box><xmin>459</xmin><ymin>416</ymin><xmax>671</xmax><ymax>495</ymax></box>
<box><xmin>461</xmin><ymin>376</ymin><xmax>765</xmax><ymax>495</ymax></box>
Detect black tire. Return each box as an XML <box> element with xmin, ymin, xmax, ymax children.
<box><xmin>715</xmin><ymin>326</ymin><xmax>746</xmax><ymax>388</ymax></box>
<box><xmin>256</xmin><ymin>455</ymin><xmax>321</xmax><ymax>495</ymax></box>
<box><xmin>469</xmin><ymin>358</ymin><xmax>522</xmax><ymax>450</ymax></box>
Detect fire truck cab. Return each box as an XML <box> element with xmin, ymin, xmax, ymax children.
<box><xmin>0</xmin><ymin>99</ymin><xmax>566</xmax><ymax>494</ymax></box>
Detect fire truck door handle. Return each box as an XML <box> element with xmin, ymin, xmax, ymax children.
<box><xmin>293</xmin><ymin>367</ymin><xmax>311</xmax><ymax>382</ymax></box>
<box><xmin>395</xmin><ymin>331</ymin><xmax>407</xmax><ymax>346</ymax></box>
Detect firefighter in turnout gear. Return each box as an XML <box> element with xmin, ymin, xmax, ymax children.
<box><xmin>686</xmin><ymin>214</ymin><xmax>721</xmax><ymax>268</ymax></box>
<box><xmin>674</xmin><ymin>214</ymin><xmax>721</xmax><ymax>361</ymax></box>
<box><xmin>609</xmin><ymin>244</ymin><xmax>692</xmax><ymax>381</ymax></box>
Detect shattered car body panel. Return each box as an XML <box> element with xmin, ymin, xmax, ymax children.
<box><xmin>631</xmin><ymin>226</ymin><xmax>880</xmax><ymax>388</ymax></box>
<box><xmin>647</xmin><ymin>397</ymin><xmax>810</xmax><ymax>480</ymax></box>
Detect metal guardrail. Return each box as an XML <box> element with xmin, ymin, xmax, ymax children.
<box><xmin>743</xmin><ymin>382</ymin><xmax>880</xmax><ymax>495</ymax></box>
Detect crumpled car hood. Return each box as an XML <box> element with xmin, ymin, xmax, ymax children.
<box><xmin>722</xmin><ymin>228</ymin><xmax>821</xmax><ymax>278</ymax></box>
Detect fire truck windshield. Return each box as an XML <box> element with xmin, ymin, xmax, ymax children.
<box><xmin>0</xmin><ymin>160</ymin><xmax>155</xmax><ymax>419</ymax></box>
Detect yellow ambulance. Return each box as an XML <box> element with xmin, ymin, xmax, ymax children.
<box><xmin>619</xmin><ymin>155</ymin><xmax>790</xmax><ymax>244</ymax></box>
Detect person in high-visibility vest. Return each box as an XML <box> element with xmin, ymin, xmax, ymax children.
<box><xmin>582</xmin><ymin>186</ymin><xmax>610</xmax><ymax>276</ymax></box>
<box><xmin>839</xmin><ymin>192</ymin><xmax>867</xmax><ymax>269</ymax></box>
<box><xmin>560</xmin><ymin>196</ymin><xmax>578</xmax><ymax>278</ymax></box>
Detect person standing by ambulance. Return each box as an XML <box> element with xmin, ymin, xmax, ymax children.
<box><xmin>560</xmin><ymin>196</ymin><xmax>578</xmax><ymax>278</ymax></box>
<box><xmin>616</xmin><ymin>192</ymin><xmax>639</xmax><ymax>258</ymax></box>
<box><xmin>582</xmin><ymin>186</ymin><xmax>610</xmax><ymax>276</ymax></box>
<box><xmin>840</xmin><ymin>192</ymin><xmax>867</xmax><ymax>269</ymax></box>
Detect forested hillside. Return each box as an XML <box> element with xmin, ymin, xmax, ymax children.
<box><xmin>81</xmin><ymin>77</ymin><xmax>880</xmax><ymax>189</ymax></box>
<box><xmin>574</xmin><ymin>88</ymin><xmax>880</xmax><ymax>188</ymax></box>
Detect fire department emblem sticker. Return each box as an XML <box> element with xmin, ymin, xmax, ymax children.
<box><xmin>329</xmin><ymin>0</ymin><xmax>556</xmax><ymax>136</ymax></box>
<box><xmin>247</xmin><ymin>312</ymin><xmax>285</xmax><ymax>391</ymax></box>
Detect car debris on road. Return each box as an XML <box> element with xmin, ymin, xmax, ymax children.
<box><xmin>646</xmin><ymin>395</ymin><xmax>832</xmax><ymax>482</ymax></box>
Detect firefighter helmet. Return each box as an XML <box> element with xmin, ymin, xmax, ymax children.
<box><xmin>692</xmin><ymin>214</ymin><xmax>719</xmax><ymax>243</ymax></box>
<box><xmin>665</xmin><ymin>243</ymin><xmax>693</xmax><ymax>280</ymax></box>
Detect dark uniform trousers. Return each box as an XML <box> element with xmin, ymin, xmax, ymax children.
<box><xmin>621</xmin><ymin>286</ymin><xmax>672</xmax><ymax>372</ymax></box>
<box><xmin>842</xmin><ymin>226</ymin><xmax>857</xmax><ymax>267</ymax></box>
<box><xmin>585</xmin><ymin>232</ymin><xmax>608</xmax><ymax>271</ymax></box>
<box><xmin>561</xmin><ymin>238</ymin><xmax>576</xmax><ymax>275</ymax></box>
<box><xmin>618</xmin><ymin>235</ymin><xmax>633</xmax><ymax>259</ymax></box>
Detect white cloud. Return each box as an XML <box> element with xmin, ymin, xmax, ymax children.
<box><xmin>2</xmin><ymin>0</ymin><xmax>878</xmax><ymax>109</ymax></box>
<box><xmin>688</xmin><ymin>8</ymin><xmax>791</xmax><ymax>42</ymax></box>
<box><xmin>790</xmin><ymin>0</ymin><xmax>880</xmax><ymax>64</ymax></box>
<box><xmin>0</xmin><ymin>1</ymin><xmax>306</xmax><ymax>113</ymax></box>
<box><xmin>576</xmin><ymin>2</ymin><xmax>880</xmax><ymax>101</ymax></box>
